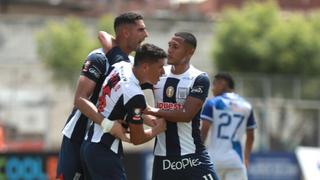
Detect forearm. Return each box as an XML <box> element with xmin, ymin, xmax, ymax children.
<box><xmin>244</xmin><ymin>130</ymin><xmax>254</xmax><ymax>166</ymax></box>
<box><xmin>75</xmin><ymin>97</ymin><xmax>104</xmax><ymax>125</ymax></box>
<box><xmin>156</xmin><ymin>109</ymin><xmax>192</xmax><ymax>123</ymax></box>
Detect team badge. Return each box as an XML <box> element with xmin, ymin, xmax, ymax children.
<box><xmin>132</xmin><ymin>108</ymin><xmax>142</xmax><ymax>121</ymax></box>
<box><xmin>166</xmin><ymin>86</ymin><xmax>175</xmax><ymax>98</ymax></box>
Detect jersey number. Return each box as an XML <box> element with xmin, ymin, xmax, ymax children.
<box><xmin>217</xmin><ymin>113</ymin><xmax>244</xmax><ymax>140</ymax></box>
<box><xmin>203</xmin><ymin>174</ymin><xmax>214</xmax><ymax>180</ymax></box>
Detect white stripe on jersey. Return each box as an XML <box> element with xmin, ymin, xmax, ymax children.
<box><xmin>154</xmin><ymin>65</ymin><xmax>206</xmax><ymax>156</ymax></box>
<box><xmin>62</xmin><ymin>110</ymin><xmax>81</xmax><ymax>138</ymax></box>
<box><xmin>177</xmin><ymin>122</ymin><xmax>196</xmax><ymax>155</ymax></box>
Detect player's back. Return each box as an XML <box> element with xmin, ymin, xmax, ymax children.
<box><xmin>207</xmin><ymin>92</ymin><xmax>254</xmax><ymax>168</ymax></box>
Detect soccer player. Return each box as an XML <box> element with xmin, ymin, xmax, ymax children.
<box><xmin>56</xmin><ymin>12</ymin><xmax>148</xmax><ymax>180</ymax></box>
<box><xmin>82</xmin><ymin>43</ymin><xmax>167</xmax><ymax>179</ymax></box>
<box><xmin>200</xmin><ymin>73</ymin><xmax>256</xmax><ymax>180</ymax></box>
<box><xmin>143</xmin><ymin>32</ymin><xmax>219</xmax><ymax>180</ymax></box>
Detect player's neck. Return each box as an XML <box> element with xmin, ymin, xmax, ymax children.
<box><xmin>171</xmin><ymin>63</ymin><xmax>190</xmax><ymax>75</ymax></box>
<box><xmin>132</xmin><ymin>67</ymin><xmax>146</xmax><ymax>85</ymax></box>
<box><xmin>115</xmin><ymin>39</ymin><xmax>132</xmax><ymax>55</ymax></box>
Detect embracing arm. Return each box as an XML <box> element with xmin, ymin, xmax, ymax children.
<box><xmin>98</xmin><ymin>31</ymin><xmax>115</xmax><ymax>54</ymax></box>
<box><xmin>244</xmin><ymin>129</ymin><xmax>254</xmax><ymax>168</ymax></box>
<box><xmin>74</xmin><ymin>76</ymin><xmax>104</xmax><ymax>125</ymax></box>
<box><xmin>146</xmin><ymin>96</ymin><xmax>204</xmax><ymax>123</ymax></box>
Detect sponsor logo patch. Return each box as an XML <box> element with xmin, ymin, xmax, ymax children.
<box><xmin>162</xmin><ymin>158</ymin><xmax>201</xmax><ymax>170</ymax></box>
<box><xmin>190</xmin><ymin>86</ymin><xmax>204</xmax><ymax>94</ymax></box>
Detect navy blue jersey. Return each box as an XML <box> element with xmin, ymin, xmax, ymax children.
<box><xmin>62</xmin><ymin>47</ymin><xmax>130</xmax><ymax>142</ymax></box>
<box><xmin>153</xmin><ymin>65</ymin><xmax>210</xmax><ymax>156</ymax></box>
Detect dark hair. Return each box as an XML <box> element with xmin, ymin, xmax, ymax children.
<box><xmin>214</xmin><ymin>72</ymin><xmax>235</xmax><ymax>89</ymax></box>
<box><xmin>134</xmin><ymin>43</ymin><xmax>167</xmax><ymax>67</ymax></box>
<box><xmin>174</xmin><ymin>32</ymin><xmax>197</xmax><ymax>48</ymax></box>
<box><xmin>114</xmin><ymin>12</ymin><xmax>144</xmax><ymax>32</ymax></box>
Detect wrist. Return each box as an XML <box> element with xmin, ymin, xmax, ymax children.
<box><xmin>101</xmin><ymin>118</ymin><xmax>114</xmax><ymax>133</ymax></box>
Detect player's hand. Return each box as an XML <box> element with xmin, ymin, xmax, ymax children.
<box><xmin>143</xmin><ymin>106</ymin><xmax>159</xmax><ymax>116</ymax></box>
<box><xmin>152</xmin><ymin>117</ymin><xmax>166</xmax><ymax>135</ymax></box>
<box><xmin>110</xmin><ymin>121</ymin><xmax>131</xmax><ymax>143</ymax></box>
<box><xmin>143</xmin><ymin>114</ymin><xmax>158</xmax><ymax>127</ymax></box>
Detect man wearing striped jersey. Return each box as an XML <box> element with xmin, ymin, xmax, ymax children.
<box><xmin>201</xmin><ymin>73</ymin><xmax>256</xmax><ymax>180</ymax></box>
<box><xmin>144</xmin><ymin>32</ymin><xmax>219</xmax><ymax>180</ymax></box>
<box><xmin>56</xmin><ymin>12</ymin><xmax>148</xmax><ymax>180</ymax></box>
<box><xmin>81</xmin><ymin>43</ymin><xmax>167</xmax><ymax>179</ymax></box>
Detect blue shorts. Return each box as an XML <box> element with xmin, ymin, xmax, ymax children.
<box><xmin>56</xmin><ymin>136</ymin><xmax>84</xmax><ymax>180</ymax></box>
<box><xmin>82</xmin><ymin>142</ymin><xmax>127</xmax><ymax>180</ymax></box>
<box><xmin>152</xmin><ymin>151</ymin><xmax>219</xmax><ymax>180</ymax></box>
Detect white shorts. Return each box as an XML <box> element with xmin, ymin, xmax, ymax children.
<box><xmin>216</xmin><ymin>166</ymin><xmax>247</xmax><ymax>180</ymax></box>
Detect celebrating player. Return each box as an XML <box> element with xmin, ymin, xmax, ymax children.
<box><xmin>81</xmin><ymin>43</ymin><xmax>167</xmax><ymax>179</ymax></box>
<box><xmin>56</xmin><ymin>12</ymin><xmax>148</xmax><ymax>179</ymax></box>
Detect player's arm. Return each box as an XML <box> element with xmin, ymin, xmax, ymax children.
<box><xmin>244</xmin><ymin>129</ymin><xmax>254</xmax><ymax>168</ymax></box>
<box><xmin>74</xmin><ymin>53</ymin><xmax>129</xmax><ymax>141</ymax></box>
<box><xmin>98</xmin><ymin>31</ymin><xmax>115</xmax><ymax>54</ymax></box>
<box><xmin>200</xmin><ymin>120</ymin><xmax>212</xmax><ymax>143</ymax></box>
<box><xmin>200</xmin><ymin>98</ymin><xmax>215</xmax><ymax>142</ymax></box>
<box><xmin>125</xmin><ymin>95</ymin><xmax>166</xmax><ymax>145</ymax></box>
<box><xmin>244</xmin><ymin>110</ymin><xmax>257</xmax><ymax>168</ymax></box>
<box><xmin>144</xmin><ymin>74</ymin><xmax>210</xmax><ymax>123</ymax></box>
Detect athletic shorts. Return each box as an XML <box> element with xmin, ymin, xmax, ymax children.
<box><xmin>152</xmin><ymin>150</ymin><xmax>219</xmax><ymax>180</ymax></box>
<box><xmin>82</xmin><ymin>142</ymin><xmax>126</xmax><ymax>180</ymax></box>
<box><xmin>56</xmin><ymin>136</ymin><xmax>83</xmax><ymax>180</ymax></box>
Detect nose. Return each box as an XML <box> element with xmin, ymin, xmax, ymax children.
<box><xmin>144</xmin><ymin>29</ymin><xmax>149</xmax><ymax>38</ymax></box>
<box><xmin>160</xmin><ymin>67</ymin><xmax>165</xmax><ymax>76</ymax></box>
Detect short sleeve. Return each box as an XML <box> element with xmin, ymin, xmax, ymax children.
<box><xmin>201</xmin><ymin>99</ymin><xmax>215</xmax><ymax>123</ymax></box>
<box><xmin>81</xmin><ymin>53</ymin><xmax>108</xmax><ymax>83</ymax></box>
<box><xmin>189</xmin><ymin>73</ymin><xmax>210</xmax><ymax>101</ymax></box>
<box><xmin>125</xmin><ymin>94</ymin><xmax>147</xmax><ymax>124</ymax></box>
<box><xmin>247</xmin><ymin>109</ymin><xmax>257</xmax><ymax>129</ymax></box>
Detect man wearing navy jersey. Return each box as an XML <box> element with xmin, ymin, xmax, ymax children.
<box><xmin>82</xmin><ymin>43</ymin><xmax>167</xmax><ymax>179</ymax></box>
<box><xmin>56</xmin><ymin>12</ymin><xmax>148</xmax><ymax>180</ymax></box>
<box><xmin>144</xmin><ymin>32</ymin><xmax>219</xmax><ymax>180</ymax></box>
<box><xmin>201</xmin><ymin>73</ymin><xmax>256</xmax><ymax>180</ymax></box>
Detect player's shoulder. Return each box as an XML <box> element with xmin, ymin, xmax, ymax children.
<box><xmin>189</xmin><ymin>65</ymin><xmax>208</xmax><ymax>76</ymax></box>
<box><xmin>206</xmin><ymin>96</ymin><xmax>226</xmax><ymax>109</ymax></box>
<box><xmin>87</xmin><ymin>48</ymin><xmax>104</xmax><ymax>56</ymax></box>
<box><xmin>229</xmin><ymin>93</ymin><xmax>253</xmax><ymax>110</ymax></box>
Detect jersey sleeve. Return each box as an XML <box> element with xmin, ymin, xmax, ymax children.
<box><xmin>201</xmin><ymin>99</ymin><xmax>214</xmax><ymax>123</ymax></box>
<box><xmin>247</xmin><ymin>109</ymin><xmax>257</xmax><ymax>129</ymax></box>
<box><xmin>80</xmin><ymin>53</ymin><xmax>108</xmax><ymax>83</ymax></box>
<box><xmin>124</xmin><ymin>94</ymin><xmax>147</xmax><ymax>124</ymax></box>
<box><xmin>189</xmin><ymin>73</ymin><xmax>210</xmax><ymax>101</ymax></box>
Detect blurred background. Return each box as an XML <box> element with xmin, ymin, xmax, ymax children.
<box><xmin>1</xmin><ymin>0</ymin><xmax>320</xmax><ymax>179</ymax></box>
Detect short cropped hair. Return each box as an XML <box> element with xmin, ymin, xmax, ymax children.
<box><xmin>214</xmin><ymin>72</ymin><xmax>235</xmax><ymax>89</ymax></box>
<box><xmin>134</xmin><ymin>43</ymin><xmax>167</xmax><ymax>67</ymax></box>
<box><xmin>114</xmin><ymin>12</ymin><xmax>144</xmax><ymax>32</ymax></box>
<box><xmin>174</xmin><ymin>32</ymin><xmax>197</xmax><ymax>48</ymax></box>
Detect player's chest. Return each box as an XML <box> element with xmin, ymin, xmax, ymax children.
<box><xmin>154</xmin><ymin>77</ymin><xmax>194</xmax><ymax>104</ymax></box>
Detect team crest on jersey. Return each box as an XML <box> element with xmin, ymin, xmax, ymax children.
<box><xmin>132</xmin><ymin>108</ymin><xmax>142</xmax><ymax>121</ymax></box>
<box><xmin>166</xmin><ymin>86</ymin><xmax>175</xmax><ymax>98</ymax></box>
